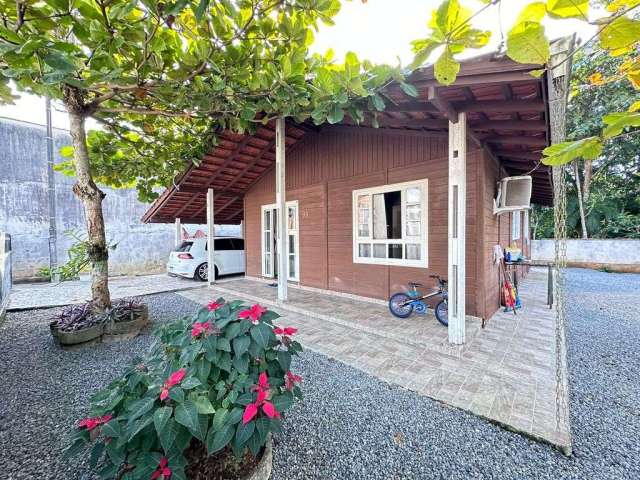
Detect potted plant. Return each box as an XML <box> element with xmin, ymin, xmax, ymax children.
<box><xmin>64</xmin><ymin>298</ymin><xmax>304</xmax><ymax>479</ymax></box>
<box><xmin>102</xmin><ymin>297</ymin><xmax>150</xmax><ymax>341</ymax></box>
<box><xmin>49</xmin><ymin>302</ymin><xmax>105</xmax><ymax>346</ymax></box>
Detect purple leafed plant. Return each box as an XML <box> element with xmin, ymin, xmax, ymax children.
<box><xmin>50</xmin><ymin>303</ymin><xmax>103</xmax><ymax>332</ymax></box>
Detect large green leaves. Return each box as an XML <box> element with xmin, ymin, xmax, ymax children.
<box><xmin>506</xmin><ymin>3</ymin><xmax>550</xmax><ymax>65</ymax></box>
<box><xmin>410</xmin><ymin>0</ymin><xmax>490</xmax><ymax>84</ymax></box>
<box><xmin>546</xmin><ymin>0</ymin><xmax>589</xmax><ymax>19</ymax></box>
<box><xmin>602</xmin><ymin>111</ymin><xmax>640</xmax><ymax>138</ymax></box>
<box><xmin>599</xmin><ymin>16</ymin><xmax>640</xmax><ymax>56</ymax></box>
<box><xmin>542</xmin><ymin>137</ymin><xmax>603</xmax><ymax>166</ymax></box>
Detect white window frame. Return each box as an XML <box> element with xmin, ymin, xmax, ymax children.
<box><xmin>261</xmin><ymin>201</ymin><xmax>299</xmax><ymax>281</ymax></box>
<box><xmin>512</xmin><ymin>211</ymin><xmax>521</xmax><ymax>241</ymax></box>
<box><xmin>352</xmin><ymin>179</ymin><xmax>428</xmax><ymax>268</ymax></box>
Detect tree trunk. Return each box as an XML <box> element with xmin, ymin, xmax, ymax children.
<box><xmin>582</xmin><ymin>159</ymin><xmax>592</xmax><ymax>202</ymax></box>
<box><xmin>68</xmin><ymin>110</ymin><xmax>111</xmax><ymax>311</ymax></box>
<box><xmin>573</xmin><ymin>160</ymin><xmax>588</xmax><ymax>239</ymax></box>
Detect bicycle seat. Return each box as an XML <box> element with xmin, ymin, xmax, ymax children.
<box><xmin>408</xmin><ymin>282</ymin><xmax>424</xmax><ymax>288</ymax></box>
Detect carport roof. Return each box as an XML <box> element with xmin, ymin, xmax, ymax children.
<box><xmin>142</xmin><ymin>51</ymin><xmax>558</xmax><ymax>225</ymax></box>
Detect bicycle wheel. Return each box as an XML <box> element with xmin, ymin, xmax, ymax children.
<box><xmin>389</xmin><ymin>293</ymin><xmax>414</xmax><ymax>319</ymax></box>
<box><xmin>435</xmin><ymin>299</ymin><xmax>448</xmax><ymax>326</ymax></box>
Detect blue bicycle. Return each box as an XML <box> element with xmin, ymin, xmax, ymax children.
<box><xmin>388</xmin><ymin>275</ymin><xmax>448</xmax><ymax>326</ymax></box>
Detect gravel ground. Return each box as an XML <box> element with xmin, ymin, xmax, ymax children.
<box><xmin>1</xmin><ymin>269</ymin><xmax>639</xmax><ymax>479</ymax></box>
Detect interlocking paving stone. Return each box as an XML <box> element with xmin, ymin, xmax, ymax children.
<box><xmin>8</xmin><ymin>273</ymin><xmax>211</xmax><ymax>310</ymax></box>
<box><xmin>179</xmin><ymin>268</ymin><xmax>571</xmax><ymax>450</ymax></box>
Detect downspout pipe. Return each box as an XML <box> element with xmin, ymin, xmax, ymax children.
<box><xmin>45</xmin><ymin>98</ymin><xmax>59</xmax><ymax>282</ymax></box>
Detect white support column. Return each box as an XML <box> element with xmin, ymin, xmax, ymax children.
<box><xmin>275</xmin><ymin>117</ymin><xmax>288</xmax><ymax>302</ymax></box>
<box><xmin>207</xmin><ymin>188</ymin><xmax>216</xmax><ymax>285</ymax></box>
<box><xmin>174</xmin><ymin>217</ymin><xmax>182</xmax><ymax>249</ymax></box>
<box><xmin>240</xmin><ymin>220</ymin><xmax>244</xmax><ymax>239</ymax></box>
<box><xmin>448</xmin><ymin>112</ymin><xmax>467</xmax><ymax>345</ymax></box>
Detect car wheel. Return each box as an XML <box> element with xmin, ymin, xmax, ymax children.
<box><xmin>195</xmin><ymin>263</ymin><xmax>218</xmax><ymax>281</ymax></box>
<box><xmin>195</xmin><ymin>263</ymin><xmax>208</xmax><ymax>281</ymax></box>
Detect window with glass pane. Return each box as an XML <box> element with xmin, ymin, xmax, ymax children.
<box><xmin>358</xmin><ymin>244</ymin><xmax>371</xmax><ymax>257</ymax></box>
<box><xmin>357</xmin><ymin>195</ymin><xmax>370</xmax><ymax>237</ymax></box>
<box><xmin>288</xmin><ymin>206</ymin><xmax>296</xmax><ymax>230</ymax></box>
<box><xmin>353</xmin><ymin>179</ymin><xmax>428</xmax><ymax>267</ymax></box>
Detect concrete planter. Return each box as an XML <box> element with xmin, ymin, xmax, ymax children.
<box><xmin>103</xmin><ymin>305</ymin><xmax>149</xmax><ymax>342</ymax></box>
<box><xmin>50</xmin><ymin>321</ymin><xmax>104</xmax><ymax>346</ymax></box>
<box><xmin>241</xmin><ymin>436</ymin><xmax>273</xmax><ymax>480</ymax></box>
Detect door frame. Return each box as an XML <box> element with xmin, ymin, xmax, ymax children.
<box><xmin>261</xmin><ymin>201</ymin><xmax>299</xmax><ymax>281</ymax></box>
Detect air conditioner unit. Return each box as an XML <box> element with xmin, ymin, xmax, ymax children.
<box><xmin>493</xmin><ymin>176</ymin><xmax>532</xmax><ymax>215</ymax></box>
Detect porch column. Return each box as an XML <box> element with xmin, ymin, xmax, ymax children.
<box><xmin>448</xmin><ymin>112</ymin><xmax>467</xmax><ymax>344</ymax></box>
<box><xmin>240</xmin><ymin>220</ymin><xmax>244</xmax><ymax>238</ymax></box>
<box><xmin>207</xmin><ymin>188</ymin><xmax>216</xmax><ymax>285</ymax></box>
<box><xmin>275</xmin><ymin>117</ymin><xmax>287</xmax><ymax>302</ymax></box>
<box><xmin>174</xmin><ymin>217</ymin><xmax>182</xmax><ymax>249</ymax></box>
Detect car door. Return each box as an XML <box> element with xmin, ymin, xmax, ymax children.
<box><xmin>231</xmin><ymin>238</ymin><xmax>245</xmax><ymax>273</ymax></box>
<box><xmin>213</xmin><ymin>238</ymin><xmax>233</xmax><ymax>275</ymax></box>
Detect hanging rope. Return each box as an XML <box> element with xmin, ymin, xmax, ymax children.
<box><xmin>547</xmin><ymin>37</ymin><xmax>574</xmax><ymax>456</ymax></box>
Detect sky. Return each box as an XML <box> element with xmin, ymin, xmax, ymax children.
<box><xmin>0</xmin><ymin>0</ymin><xmax>599</xmax><ymax>130</ymax></box>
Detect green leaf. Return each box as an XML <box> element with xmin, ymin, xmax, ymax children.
<box><xmin>206</xmin><ymin>422</ymin><xmax>235</xmax><ymax>454</ymax></box>
<box><xmin>169</xmin><ymin>387</ymin><xmax>185</xmax><ymax>403</ymax></box>
<box><xmin>153</xmin><ymin>406</ymin><xmax>173</xmax><ymax>435</ymax></box>
<box><xmin>434</xmin><ymin>47</ymin><xmax>459</xmax><ymax>86</ymax></box>
<box><xmin>127</xmin><ymin>397</ymin><xmax>156</xmax><ymax>423</ymax></box>
<box><xmin>602</xmin><ymin>111</ymin><xmax>640</xmax><ymax>138</ymax></box>
<box><xmin>234</xmin><ymin>420</ymin><xmax>255</xmax><ymax>449</ymax></box>
<box><xmin>194</xmin><ymin>0</ymin><xmax>210</xmax><ymax>21</ymax></box>
<box><xmin>271</xmin><ymin>391</ymin><xmax>294</xmax><ymax>413</ymax></box>
<box><xmin>175</xmin><ymin>400</ymin><xmax>208</xmax><ymax>441</ymax></box>
<box><xmin>232</xmin><ymin>353</ymin><xmax>249</xmax><ymax>373</ymax></box>
<box><xmin>600</xmin><ymin>16</ymin><xmax>640</xmax><ymax>56</ymax></box>
<box><xmin>43</xmin><ymin>52</ymin><xmax>76</xmax><ymax>73</ymax></box>
<box><xmin>250</xmin><ymin>322</ymin><xmax>274</xmax><ymax>349</ymax></box>
<box><xmin>195</xmin><ymin>395</ymin><xmax>216</xmax><ymax>414</ymax></box>
<box><xmin>232</xmin><ymin>335</ymin><xmax>251</xmax><ymax>356</ymax></box>
<box><xmin>175</xmin><ymin>399</ymin><xmax>198</xmax><ymax>430</ymax></box>
<box><xmin>217</xmin><ymin>337</ymin><xmax>231</xmax><ymax>352</ymax></box>
<box><xmin>277</xmin><ymin>350</ymin><xmax>292</xmax><ymax>372</ymax></box>
<box><xmin>212</xmin><ymin>408</ymin><xmax>228</xmax><ymax>431</ymax></box>
<box><xmin>327</xmin><ymin>104</ymin><xmax>344</xmax><ymax>124</ymax></box>
<box><xmin>542</xmin><ymin>137</ymin><xmax>603</xmax><ymax>166</ymax></box>
<box><xmin>181</xmin><ymin>376</ymin><xmax>202</xmax><ymax>390</ymax></box>
<box><xmin>507</xmin><ymin>21</ymin><xmax>549</xmax><ymax>65</ymax></box>
<box><xmin>546</xmin><ymin>0</ymin><xmax>589</xmax><ymax>19</ymax></box>
<box><xmin>400</xmin><ymin>82</ymin><xmax>419</xmax><ymax>98</ymax></box>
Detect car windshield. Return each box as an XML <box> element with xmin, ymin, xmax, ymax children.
<box><xmin>176</xmin><ymin>241</ymin><xmax>193</xmax><ymax>252</ymax></box>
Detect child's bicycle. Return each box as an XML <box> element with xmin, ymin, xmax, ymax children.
<box><xmin>388</xmin><ymin>275</ymin><xmax>448</xmax><ymax>326</ymax></box>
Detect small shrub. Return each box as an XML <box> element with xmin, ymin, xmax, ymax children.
<box><xmin>110</xmin><ymin>297</ymin><xmax>145</xmax><ymax>323</ymax></box>
<box><xmin>65</xmin><ymin>298</ymin><xmax>303</xmax><ymax>479</ymax></box>
<box><xmin>50</xmin><ymin>298</ymin><xmax>147</xmax><ymax>332</ymax></box>
<box><xmin>50</xmin><ymin>303</ymin><xmax>103</xmax><ymax>332</ymax></box>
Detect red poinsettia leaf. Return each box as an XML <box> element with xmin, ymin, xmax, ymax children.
<box><xmin>242</xmin><ymin>403</ymin><xmax>259</xmax><ymax>425</ymax></box>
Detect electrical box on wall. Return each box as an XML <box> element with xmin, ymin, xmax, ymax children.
<box><xmin>493</xmin><ymin>176</ymin><xmax>532</xmax><ymax>215</ymax></box>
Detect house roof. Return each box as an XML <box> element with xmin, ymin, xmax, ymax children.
<box><xmin>142</xmin><ymin>51</ymin><xmax>560</xmax><ymax>225</ymax></box>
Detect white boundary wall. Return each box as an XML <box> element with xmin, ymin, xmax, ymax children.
<box><xmin>532</xmin><ymin>239</ymin><xmax>640</xmax><ymax>272</ymax></box>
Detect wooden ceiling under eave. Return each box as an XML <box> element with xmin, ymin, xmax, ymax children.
<box><xmin>142</xmin><ymin>52</ymin><xmax>554</xmax><ymax>225</ymax></box>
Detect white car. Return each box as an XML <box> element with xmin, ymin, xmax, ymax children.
<box><xmin>167</xmin><ymin>237</ymin><xmax>245</xmax><ymax>281</ymax></box>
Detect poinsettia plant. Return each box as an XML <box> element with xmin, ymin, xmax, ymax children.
<box><xmin>65</xmin><ymin>298</ymin><xmax>303</xmax><ymax>479</ymax></box>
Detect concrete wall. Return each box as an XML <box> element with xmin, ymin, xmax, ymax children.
<box><xmin>0</xmin><ymin>117</ymin><xmax>179</xmax><ymax>280</ymax></box>
<box><xmin>0</xmin><ymin>232</ymin><xmax>11</xmax><ymax>320</ymax></box>
<box><xmin>532</xmin><ymin>239</ymin><xmax>640</xmax><ymax>272</ymax></box>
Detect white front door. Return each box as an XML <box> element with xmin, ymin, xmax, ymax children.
<box><xmin>262</xmin><ymin>201</ymin><xmax>299</xmax><ymax>281</ymax></box>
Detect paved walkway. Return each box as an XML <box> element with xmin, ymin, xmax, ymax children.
<box><xmin>179</xmin><ymin>268</ymin><xmax>571</xmax><ymax>451</ymax></box>
<box><xmin>7</xmin><ymin>274</ymin><xmax>207</xmax><ymax>310</ymax></box>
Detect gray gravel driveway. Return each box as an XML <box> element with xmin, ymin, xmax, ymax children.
<box><xmin>0</xmin><ymin>268</ymin><xmax>638</xmax><ymax>479</ymax></box>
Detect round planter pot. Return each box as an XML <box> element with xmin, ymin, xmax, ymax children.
<box><xmin>50</xmin><ymin>322</ymin><xmax>104</xmax><ymax>347</ymax></box>
<box><xmin>103</xmin><ymin>305</ymin><xmax>149</xmax><ymax>342</ymax></box>
<box><xmin>241</xmin><ymin>435</ymin><xmax>273</xmax><ymax>480</ymax></box>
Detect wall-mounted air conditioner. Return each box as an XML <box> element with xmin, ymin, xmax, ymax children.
<box><xmin>493</xmin><ymin>176</ymin><xmax>532</xmax><ymax>215</ymax></box>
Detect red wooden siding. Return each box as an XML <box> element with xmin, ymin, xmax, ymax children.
<box><xmin>244</xmin><ymin>127</ymin><xmax>488</xmax><ymax>316</ymax></box>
